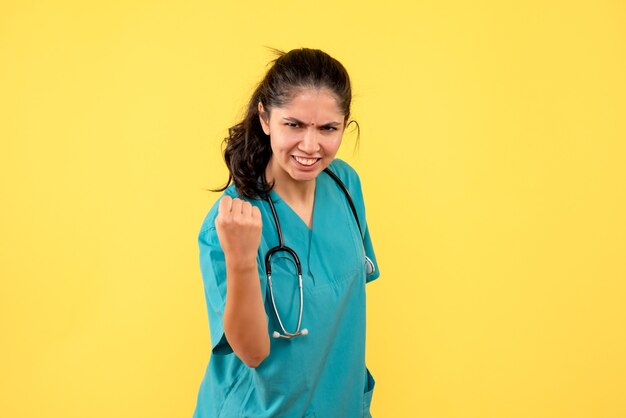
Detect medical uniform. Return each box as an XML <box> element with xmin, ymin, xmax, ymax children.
<box><xmin>193</xmin><ymin>159</ymin><xmax>380</xmax><ymax>418</ymax></box>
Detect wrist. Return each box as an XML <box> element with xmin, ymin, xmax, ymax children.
<box><xmin>225</xmin><ymin>256</ymin><xmax>258</xmax><ymax>274</ymax></box>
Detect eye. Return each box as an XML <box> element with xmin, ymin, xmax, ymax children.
<box><xmin>284</xmin><ymin>122</ymin><xmax>300</xmax><ymax>128</ymax></box>
<box><xmin>321</xmin><ymin>126</ymin><xmax>338</xmax><ymax>131</ymax></box>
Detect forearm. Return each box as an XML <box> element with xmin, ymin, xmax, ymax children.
<box><xmin>223</xmin><ymin>258</ymin><xmax>270</xmax><ymax>368</ymax></box>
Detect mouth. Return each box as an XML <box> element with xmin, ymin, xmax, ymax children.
<box><xmin>292</xmin><ymin>156</ymin><xmax>321</xmax><ymax>168</ymax></box>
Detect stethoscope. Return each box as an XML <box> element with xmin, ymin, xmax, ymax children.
<box><xmin>264</xmin><ymin>168</ymin><xmax>375</xmax><ymax>340</ymax></box>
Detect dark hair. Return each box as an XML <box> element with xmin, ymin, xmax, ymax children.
<box><xmin>213</xmin><ymin>48</ymin><xmax>353</xmax><ymax>199</ymax></box>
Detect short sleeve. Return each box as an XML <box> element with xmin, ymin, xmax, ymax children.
<box><xmin>362</xmin><ymin>220</ymin><xmax>381</xmax><ymax>283</ymax></box>
<box><xmin>198</xmin><ymin>226</ymin><xmax>233</xmax><ymax>355</ymax></box>
<box><xmin>355</xmin><ymin>188</ymin><xmax>381</xmax><ymax>283</ymax></box>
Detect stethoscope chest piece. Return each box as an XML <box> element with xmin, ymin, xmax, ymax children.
<box><xmin>365</xmin><ymin>256</ymin><xmax>375</xmax><ymax>276</ymax></box>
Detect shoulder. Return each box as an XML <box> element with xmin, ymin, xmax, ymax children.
<box><xmin>327</xmin><ymin>158</ymin><xmax>359</xmax><ymax>178</ymax></box>
<box><xmin>326</xmin><ymin>158</ymin><xmax>363</xmax><ymax>193</ymax></box>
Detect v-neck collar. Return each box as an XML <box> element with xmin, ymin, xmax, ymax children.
<box><xmin>268</xmin><ymin>179</ymin><xmax>319</xmax><ymax>232</ymax></box>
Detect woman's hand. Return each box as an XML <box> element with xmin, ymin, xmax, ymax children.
<box><xmin>215</xmin><ymin>196</ymin><xmax>269</xmax><ymax>368</ymax></box>
<box><xmin>215</xmin><ymin>196</ymin><xmax>263</xmax><ymax>267</ymax></box>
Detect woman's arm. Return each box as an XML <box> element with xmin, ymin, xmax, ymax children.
<box><xmin>216</xmin><ymin>196</ymin><xmax>270</xmax><ymax>368</ymax></box>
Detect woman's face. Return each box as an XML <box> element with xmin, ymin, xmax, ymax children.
<box><xmin>259</xmin><ymin>87</ymin><xmax>345</xmax><ymax>187</ymax></box>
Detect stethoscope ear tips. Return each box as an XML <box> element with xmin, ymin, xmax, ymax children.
<box><xmin>272</xmin><ymin>331</ymin><xmax>281</xmax><ymax>339</ymax></box>
<box><xmin>300</xmin><ymin>328</ymin><xmax>308</xmax><ymax>336</ymax></box>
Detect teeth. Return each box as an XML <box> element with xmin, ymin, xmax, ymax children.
<box><xmin>294</xmin><ymin>156</ymin><xmax>318</xmax><ymax>166</ymax></box>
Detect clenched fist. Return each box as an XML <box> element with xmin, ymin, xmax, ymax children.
<box><xmin>215</xmin><ymin>196</ymin><xmax>263</xmax><ymax>266</ymax></box>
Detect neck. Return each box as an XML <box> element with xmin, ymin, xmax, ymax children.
<box><xmin>265</xmin><ymin>159</ymin><xmax>316</xmax><ymax>205</ymax></box>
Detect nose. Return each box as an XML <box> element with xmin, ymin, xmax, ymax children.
<box><xmin>298</xmin><ymin>127</ymin><xmax>320</xmax><ymax>154</ymax></box>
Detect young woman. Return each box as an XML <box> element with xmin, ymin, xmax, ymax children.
<box><xmin>194</xmin><ymin>48</ymin><xmax>380</xmax><ymax>418</ymax></box>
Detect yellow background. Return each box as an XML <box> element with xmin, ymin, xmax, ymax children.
<box><xmin>1</xmin><ymin>1</ymin><xmax>625</xmax><ymax>417</ymax></box>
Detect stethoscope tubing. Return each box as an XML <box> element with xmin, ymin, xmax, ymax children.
<box><xmin>263</xmin><ymin>168</ymin><xmax>373</xmax><ymax>340</ymax></box>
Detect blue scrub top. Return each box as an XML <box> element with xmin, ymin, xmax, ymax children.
<box><xmin>194</xmin><ymin>159</ymin><xmax>380</xmax><ymax>418</ymax></box>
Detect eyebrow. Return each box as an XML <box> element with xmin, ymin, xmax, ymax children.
<box><xmin>282</xmin><ymin>117</ymin><xmax>342</xmax><ymax>127</ymax></box>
